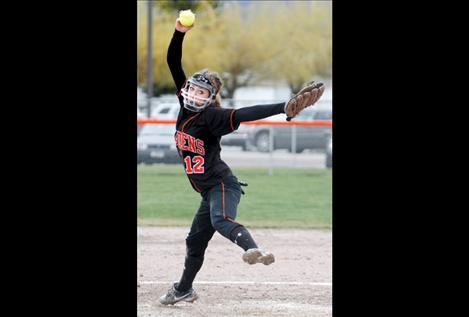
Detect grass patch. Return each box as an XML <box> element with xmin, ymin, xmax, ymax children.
<box><xmin>138</xmin><ymin>165</ymin><xmax>331</xmax><ymax>228</ymax></box>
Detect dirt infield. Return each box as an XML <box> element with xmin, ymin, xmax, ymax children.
<box><xmin>137</xmin><ymin>227</ymin><xmax>332</xmax><ymax>317</ymax></box>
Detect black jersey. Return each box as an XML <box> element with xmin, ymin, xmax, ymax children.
<box><xmin>167</xmin><ymin>30</ymin><xmax>238</xmax><ymax>193</ymax></box>
<box><xmin>174</xmin><ymin>105</ymin><xmax>239</xmax><ymax>193</ymax></box>
<box><xmin>167</xmin><ymin>30</ymin><xmax>285</xmax><ymax>193</ymax></box>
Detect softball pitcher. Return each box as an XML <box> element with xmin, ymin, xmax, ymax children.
<box><xmin>159</xmin><ymin>17</ymin><xmax>325</xmax><ymax>305</ymax></box>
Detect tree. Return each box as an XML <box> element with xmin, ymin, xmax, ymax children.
<box><xmin>207</xmin><ymin>3</ymin><xmax>284</xmax><ymax>102</ymax></box>
<box><xmin>262</xmin><ymin>1</ymin><xmax>333</xmax><ymax>93</ymax></box>
<box><xmin>137</xmin><ymin>1</ymin><xmax>332</xmax><ymax>98</ymax></box>
<box><xmin>154</xmin><ymin>0</ymin><xmax>221</xmax><ymax>13</ymax></box>
<box><xmin>137</xmin><ymin>1</ymin><xmax>222</xmax><ymax>95</ymax></box>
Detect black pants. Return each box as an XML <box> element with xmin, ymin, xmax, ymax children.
<box><xmin>177</xmin><ymin>174</ymin><xmax>258</xmax><ymax>291</ymax></box>
<box><xmin>186</xmin><ymin>174</ymin><xmax>243</xmax><ymax>249</ymax></box>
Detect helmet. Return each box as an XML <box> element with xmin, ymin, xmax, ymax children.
<box><xmin>180</xmin><ymin>73</ymin><xmax>216</xmax><ymax>112</ymax></box>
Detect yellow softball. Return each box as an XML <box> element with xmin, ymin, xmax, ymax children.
<box><xmin>179</xmin><ymin>9</ymin><xmax>195</xmax><ymax>27</ymax></box>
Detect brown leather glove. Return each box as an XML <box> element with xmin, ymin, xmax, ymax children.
<box><xmin>284</xmin><ymin>82</ymin><xmax>325</xmax><ymax>121</ymax></box>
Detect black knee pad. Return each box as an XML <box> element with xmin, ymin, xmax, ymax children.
<box><xmin>229</xmin><ymin>225</ymin><xmax>245</xmax><ymax>242</ymax></box>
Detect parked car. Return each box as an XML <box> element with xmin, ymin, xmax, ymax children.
<box><xmin>137</xmin><ymin>124</ymin><xmax>180</xmax><ymax>164</ymax></box>
<box><xmin>151</xmin><ymin>102</ymin><xmax>180</xmax><ymax>118</ymax></box>
<box><xmin>325</xmin><ymin>136</ymin><xmax>332</xmax><ymax>168</ymax></box>
<box><xmin>220</xmin><ymin>124</ymin><xmax>253</xmax><ymax>150</ymax></box>
<box><xmin>137</xmin><ymin>98</ymin><xmax>159</xmax><ymax>116</ymax></box>
<box><xmin>220</xmin><ymin>102</ymin><xmax>270</xmax><ymax>151</ymax></box>
<box><xmin>246</xmin><ymin>107</ymin><xmax>332</xmax><ymax>153</ymax></box>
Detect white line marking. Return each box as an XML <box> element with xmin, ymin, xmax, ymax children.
<box><xmin>139</xmin><ymin>281</ymin><xmax>332</xmax><ymax>286</ymax></box>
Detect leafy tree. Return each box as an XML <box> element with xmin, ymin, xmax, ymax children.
<box><xmin>137</xmin><ymin>1</ymin><xmax>332</xmax><ymax>97</ymax></box>
<box><xmin>263</xmin><ymin>1</ymin><xmax>332</xmax><ymax>93</ymax></box>
<box><xmin>154</xmin><ymin>0</ymin><xmax>221</xmax><ymax>13</ymax></box>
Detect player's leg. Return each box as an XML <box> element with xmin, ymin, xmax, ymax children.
<box><xmin>159</xmin><ymin>197</ymin><xmax>215</xmax><ymax>305</ymax></box>
<box><xmin>209</xmin><ymin>175</ymin><xmax>275</xmax><ymax>265</ymax></box>
<box><xmin>177</xmin><ymin>205</ymin><xmax>215</xmax><ymax>292</ymax></box>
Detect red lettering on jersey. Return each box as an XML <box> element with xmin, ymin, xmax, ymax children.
<box><xmin>180</xmin><ymin>133</ymin><xmax>188</xmax><ymax>151</ymax></box>
<box><xmin>187</xmin><ymin>134</ymin><xmax>196</xmax><ymax>153</ymax></box>
<box><xmin>175</xmin><ymin>131</ymin><xmax>182</xmax><ymax>148</ymax></box>
<box><xmin>196</xmin><ymin>139</ymin><xmax>205</xmax><ymax>156</ymax></box>
<box><xmin>184</xmin><ymin>156</ymin><xmax>193</xmax><ymax>174</ymax></box>
<box><xmin>184</xmin><ymin>155</ymin><xmax>205</xmax><ymax>174</ymax></box>
<box><xmin>176</xmin><ymin>131</ymin><xmax>204</xmax><ymax>156</ymax></box>
<box><xmin>192</xmin><ymin>156</ymin><xmax>205</xmax><ymax>173</ymax></box>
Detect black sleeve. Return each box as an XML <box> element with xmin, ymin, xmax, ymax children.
<box><xmin>204</xmin><ymin>107</ymin><xmax>239</xmax><ymax>137</ymax></box>
<box><xmin>167</xmin><ymin>30</ymin><xmax>187</xmax><ymax>96</ymax></box>
<box><xmin>232</xmin><ymin>102</ymin><xmax>286</xmax><ymax>126</ymax></box>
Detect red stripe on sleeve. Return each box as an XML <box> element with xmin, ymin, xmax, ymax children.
<box><xmin>230</xmin><ymin>109</ymin><xmax>235</xmax><ymax>131</ymax></box>
<box><xmin>177</xmin><ymin>80</ymin><xmax>186</xmax><ymax>97</ymax></box>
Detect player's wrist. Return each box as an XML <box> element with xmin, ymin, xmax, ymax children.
<box><xmin>174</xmin><ymin>29</ymin><xmax>186</xmax><ymax>37</ymax></box>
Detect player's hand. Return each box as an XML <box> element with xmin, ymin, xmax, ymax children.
<box><xmin>175</xmin><ymin>18</ymin><xmax>193</xmax><ymax>33</ymax></box>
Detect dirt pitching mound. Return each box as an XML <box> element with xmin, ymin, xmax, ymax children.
<box><xmin>138</xmin><ymin>226</ymin><xmax>332</xmax><ymax>317</ymax></box>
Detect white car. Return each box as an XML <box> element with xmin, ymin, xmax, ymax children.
<box><xmin>137</xmin><ymin>124</ymin><xmax>180</xmax><ymax>164</ymax></box>
<box><xmin>151</xmin><ymin>103</ymin><xmax>180</xmax><ymax>118</ymax></box>
<box><xmin>325</xmin><ymin>136</ymin><xmax>332</xmax><ymax>168</ymax></box>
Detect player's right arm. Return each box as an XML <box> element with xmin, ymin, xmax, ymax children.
<box><xmin>167</xmin><ymin>19</ymin><xmax>193</xmax><ymax>96</ymax></box>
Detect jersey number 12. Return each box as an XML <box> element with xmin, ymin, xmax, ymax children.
<box><xmin>184</xmin><ymin>155</ymin><xmax>205</xmax><ymax>174</ymax></box>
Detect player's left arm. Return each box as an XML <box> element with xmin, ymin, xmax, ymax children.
<box><xmin>205</xmin><ymin>103</ymin><xmax>285</xmax><ymax>137</ymax></box>
<box><xmin>207</xmin><ymin>102</ymin><xmax>294</xmax><ymax>136</ymax></box>
<box><xmin>232</xmin><ymin>102</ymin><xmax>286</xmax><ymax>125</ymax></box>
<box><xmin>233</xmin><ymin>81</ymin><xmax>326</xmax><ymax>123</ymax></box>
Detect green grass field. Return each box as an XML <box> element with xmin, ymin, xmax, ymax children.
<box><xmin>138</xmin><ymin>165</ymin><xmax>332</xmax><ymax>228</ymax></box>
